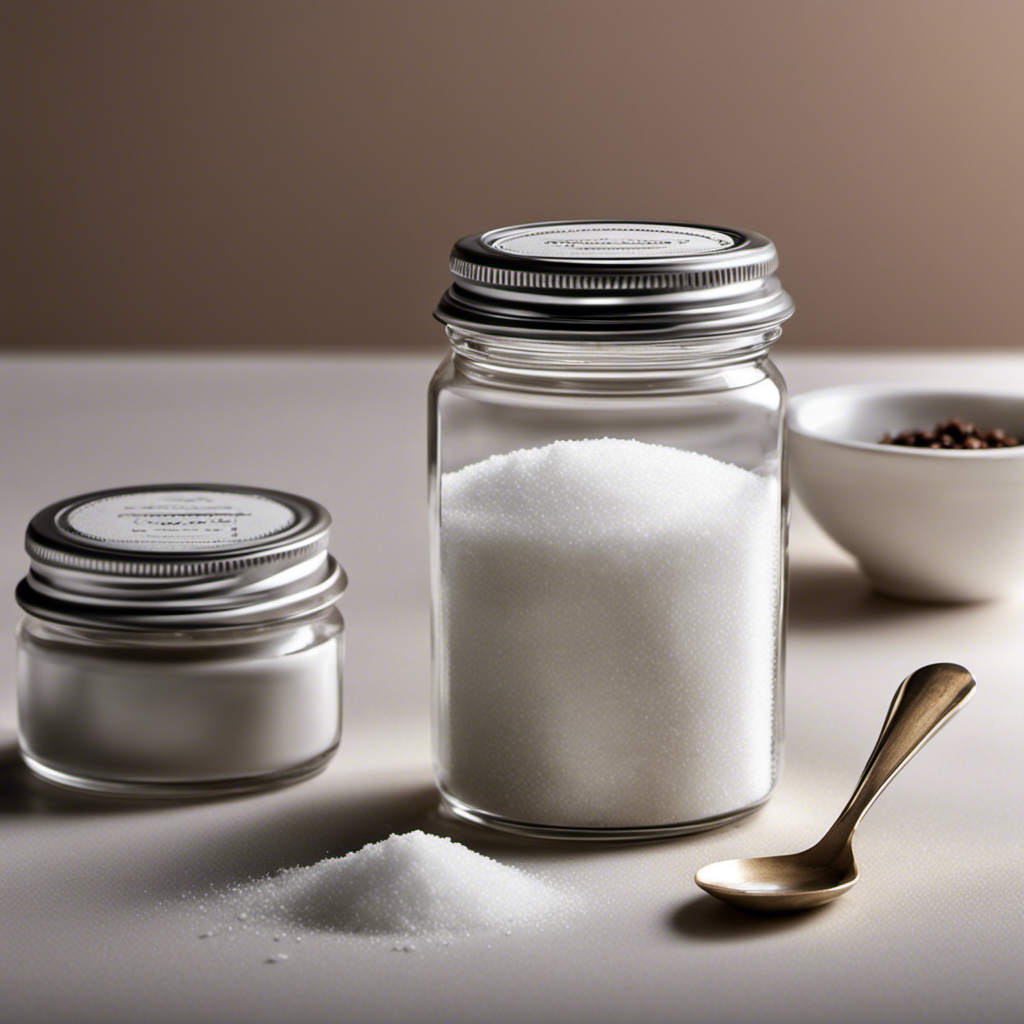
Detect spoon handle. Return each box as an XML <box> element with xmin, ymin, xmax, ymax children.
<box><xmin>817</xmin><ymin>663</ymin><xmax>976</xmax><ymax>859</ymax></box>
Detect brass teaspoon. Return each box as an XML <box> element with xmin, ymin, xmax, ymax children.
<box><xmin>694</xmin><ymin>662</ymin><xmax>976</xmax><ymax>912</ymax></box>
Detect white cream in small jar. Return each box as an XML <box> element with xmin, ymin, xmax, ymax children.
<box><xmin>15</xmin><ymin>484</ymin><xmax>347</xmax><ymax>797</ymax></box>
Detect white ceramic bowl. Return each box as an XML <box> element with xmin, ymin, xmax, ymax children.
<box><xmin>787</xmin><ymin>384</ymin><xmax>1024</xmax><ymax>602</ymax></box>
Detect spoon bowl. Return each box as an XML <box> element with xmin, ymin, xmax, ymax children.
<box><xmin>695</xmin><ymin>851</ymin><xmax>858</xmax><ymax>912</ymax></box>
<box><xmin>695</xmin><ymin>663</ymin><xmax>976</xmax><ymax>912</ymax></box>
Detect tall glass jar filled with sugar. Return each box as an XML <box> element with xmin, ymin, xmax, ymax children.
<box><xmin>430</xmin><ymin>222</ymin><xmax>794</xmax><ymax>839</ymax></box>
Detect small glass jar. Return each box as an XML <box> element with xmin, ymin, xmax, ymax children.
<box><xmin>430</xmin><ymin>221</ymin><xmax>794</xmax><ymax>839</ymax></box>
<box><xmin>15</xmin><ymin>484</ymin><xmax>347</xmax><ymax>797</ymax></box>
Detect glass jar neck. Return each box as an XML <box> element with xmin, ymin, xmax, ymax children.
<box><xmin>447</xmin><ymin>325</ymin><xmax>782</xmax><ymax>392</ymax></box>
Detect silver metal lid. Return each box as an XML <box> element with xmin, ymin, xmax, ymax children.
<box><xmin>16</xmin><ymin>484</ymin><xmax>347</xmax><ymax>630</ymax></box>
<box><xmin>435</xmin><ymin>220</ymin><xmax>794</xmax><ymax>340</ymax></box>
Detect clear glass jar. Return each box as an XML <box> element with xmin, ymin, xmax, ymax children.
<box><xmin>15</xmin><ymin>484</ymin><xmax>347</xmax><ymax>797</ymax></box>
<box><xmin>430</xmin><ymin>221</ymin><xmax>793</xmax><ymax>839</ymax></box>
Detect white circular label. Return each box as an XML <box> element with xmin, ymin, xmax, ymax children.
<box><xmin>487</xmin><ymin>222</ymin><xmax>738</xmax><ymax>260</ymax></box>
<box><xmin>61</xmin><ymin>490</ymin><xmax>298</xmax><ymax>551</ymax></box>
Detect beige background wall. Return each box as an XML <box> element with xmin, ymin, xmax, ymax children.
<box><xmin>5</xmin><ymin>0</ymin><xmax>1023</xmax><ymax>354</ymax></box>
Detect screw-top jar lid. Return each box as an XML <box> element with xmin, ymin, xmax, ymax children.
<box><xmin>435</xmin><ymin>220</ymin><xmax>794</xmax><ymax>340</ymax></box>
<box><xmin>16</xmin><ymin>484</ymin><xmax>347</xmax><ymax>629</ymax></box>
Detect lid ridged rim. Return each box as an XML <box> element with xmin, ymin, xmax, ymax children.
<box><xmin>24</xmin><ymin>534</ymin><xmax>329</xmax><ymax>578</ymax></box>
<box><xmin>449</xmin><ymin>253</ymin><xmax>780</xmax><ymax>292</ymax></box>
<box><xmin>16</xmin><ymin>557</ymin><xmax>347</xmax><ymax>630</ymax></box>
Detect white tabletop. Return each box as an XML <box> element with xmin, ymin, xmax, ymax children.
<box><xmin>1</xmin><ymin>353</ymin><xmax>1021</xmax><ymax>1024</ymax></box>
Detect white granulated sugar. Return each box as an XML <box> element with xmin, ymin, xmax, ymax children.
<box><xmin>439</xmin><ymin>437</ymin><xmax>780</xmax><ymax>828</ymax></box>
<box><xmin>237</xmin><ymin>831</ymin><xmax>564</xmax><ymax>937</ymax></box>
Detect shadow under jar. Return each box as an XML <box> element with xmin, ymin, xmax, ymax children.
<box><xmin>15</xmin><ymin>484</ymin><xmax>346</xmax><ymax>798</ymax></box>
<box><xmin>430</xmin><ymin>221</ymin><xmax>794</xmax><ymax>839</ymax></box>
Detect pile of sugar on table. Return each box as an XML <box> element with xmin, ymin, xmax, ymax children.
<box><xmin>199</xmin><ymin>831</ymin><xmax>568</xmax><ymax>956</ymax></box>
